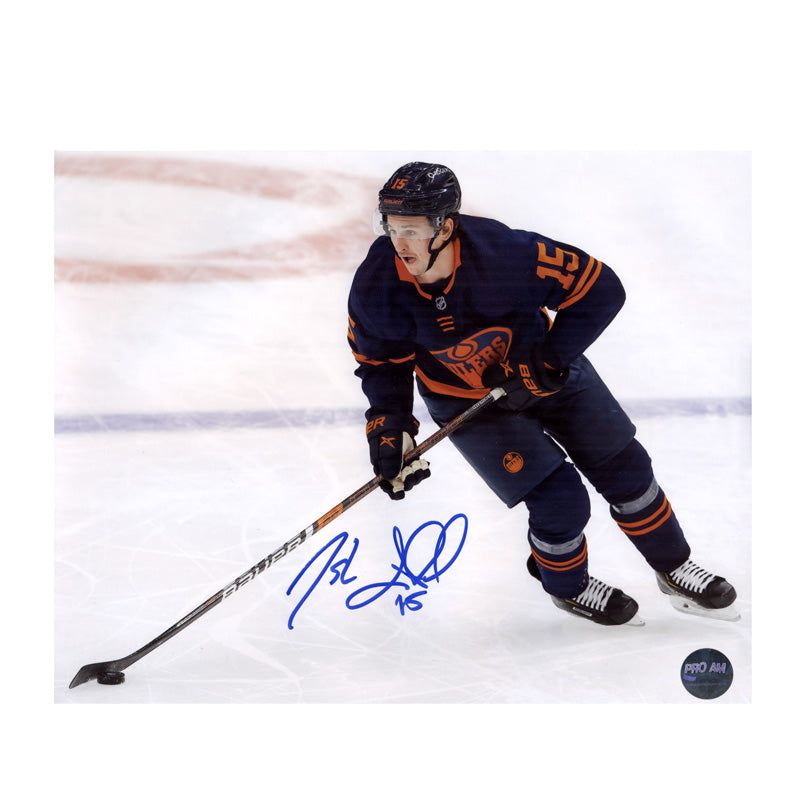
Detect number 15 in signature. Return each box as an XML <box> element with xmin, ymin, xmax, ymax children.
<box><xmin>285</xmin><ymin>513</ymin><xmax>468</xmax><ymax>630</ymax></box>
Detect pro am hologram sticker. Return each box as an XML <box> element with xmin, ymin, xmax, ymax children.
<box><xmin>681</xmin><ymin>648</ymin><xmax>733</xmax><ymax>699</ymax></box>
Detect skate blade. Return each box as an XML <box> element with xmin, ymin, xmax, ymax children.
<box><xmin>626</xmin><ymin>613</ymin><xmax>646</xmax><ymax>627</ymax></box>
<box><xmin>667</xmin><ymin>595</ymin><xmax>741</xmax><ymax>621</ymax></box>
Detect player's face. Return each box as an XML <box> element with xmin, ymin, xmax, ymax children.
<box><xmin>385</xmin><ymin>215</ymin><xmax>447</xmax><ymax>276</ymax></box>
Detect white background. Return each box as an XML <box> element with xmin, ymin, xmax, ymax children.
<box><xmin>8</xmin><ymin>1</ymin><xmax>796</xmax><ymax>797</ymax></box>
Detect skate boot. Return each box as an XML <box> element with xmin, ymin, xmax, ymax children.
<box><xmin>527</xmin><ymin>556</ymin><xmax>643</xmax><ymax>626</ymax></box>
<box><xmin>656</xmin><ymin>558</ymin><xmax>739</xmax><ymax>621</ymax></box>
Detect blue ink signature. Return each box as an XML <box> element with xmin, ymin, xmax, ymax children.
<box><xmin>285</xmin><ymin>513</ymin><xmax>468</xmax><ymax>630</ymax></box>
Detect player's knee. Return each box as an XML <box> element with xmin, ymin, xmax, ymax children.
<box><xmin>524</xmin><ymin>461</ymin><xmax>591</xmax><ymax>540</ymax></box>
<box><xmin>583</xmin><ymin>438</ymin><xmax>655</xmax><ymax>508</ymax></box>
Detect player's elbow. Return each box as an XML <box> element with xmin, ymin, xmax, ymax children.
<box><xmin>604</xmin><ymin>264</ymin><xmax>626</xmax><ymax>312</ymax></box>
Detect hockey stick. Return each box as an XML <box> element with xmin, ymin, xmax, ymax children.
<box><xmin>69</xmin><ymin>387</ymin><xmax>504</xmax><ymax>688</ymax></box>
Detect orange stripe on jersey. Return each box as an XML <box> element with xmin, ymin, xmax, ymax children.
<box><xmin>352</xmin><ymin>352</ymin><xmax>386</xmax><ymax>366</ymax></box>
<box><xmin>351</xmin><ymin>350</ymin><xmax>415</xmax><ymax>367</ymax></box>
<box><xmin>559</xmin><ymin>257</ymin><xmax>603</xmax><ymax>309</ymax></box>
<box><xmin>348</xmin><ymin>313</ymin><xmax>413</xmax><ymax>366</ymax></box>
<box><xmin>437</xmin><ymin>315</ymin><xmax>455</xmax><ymax>332</ymax></box>
<box><xmin>414</xmin><ymin>367</ymin><xmax>491</xmax><ymax>399</ymax></box>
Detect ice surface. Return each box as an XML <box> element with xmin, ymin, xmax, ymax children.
<box><xmin>54</xmin><ymin>151</ymin><xmax>751</xmax><ymax>705</ymax></box>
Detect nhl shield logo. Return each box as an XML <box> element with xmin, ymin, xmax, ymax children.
<box><xmin>435</xmin><ymin>296</ymin><xmax>447</xmax><ymax>311</ymax></box>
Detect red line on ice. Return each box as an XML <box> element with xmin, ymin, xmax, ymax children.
<box><xmin>54</xmin><ymin>154</ymin><xmax>376</xmax><ymax>283</ymax></box>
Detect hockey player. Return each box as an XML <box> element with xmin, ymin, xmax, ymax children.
<box><xmin>346</xmin><ymin>161</ymin><xmax>738</xmax><ymax>626</ymax></box>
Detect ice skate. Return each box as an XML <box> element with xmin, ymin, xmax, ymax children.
<box><xmin>656</xmin><ymin>558</ymin><xmax>739</xmax><ymax>621</ymax></box>
<box><xmin>527</xmin><ymin>556</ymin><xmax>644</xmax><ymax>626</ymax></box>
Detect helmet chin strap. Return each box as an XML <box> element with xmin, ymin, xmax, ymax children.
<box><xmin>422</xmin><ymin>226</ymin><xmax>456</xmax><ymax>274</ymax></box>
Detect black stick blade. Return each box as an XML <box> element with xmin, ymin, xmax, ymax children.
<box><xmin>69</xmin><ymin>660</ymin><xmax>127</xmax><ymax>689</ymax></box>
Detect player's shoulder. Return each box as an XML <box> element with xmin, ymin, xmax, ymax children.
<box><xmin>353</xmin><ymin>236</ymin><xmax>396</xmax><ymax>281</ymax></box>
<box><xmin>459</xmin><ymin>214</ymin><xmax>542</xmax><ymax>259</ymax></box>
<box><xmin>349</xmin><ymin>236</ymin><xmax>401</xmax><ymax>312</ymax></box>
<box><xmin>461</xmin><ymin>215</ymin><xmax>589</xmax><ymax>258</ymax></box>
<box><xmin>463</xmin><ymin>213</ymin><xmax>545</xmax><ymax>240</ymax></box>
<box><xmin>460</xmin><ymin>214</ymin><xmax>515</xmax><ymax>237</ymax></box>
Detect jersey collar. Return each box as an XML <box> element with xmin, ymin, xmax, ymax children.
<box><xmin>394</xmin><ymin>238</ymin><xmax>461</xmax><ymax>300</ymax></box>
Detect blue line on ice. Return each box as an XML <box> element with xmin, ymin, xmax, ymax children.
<box><xmin>54</xmin><ymin>396</ymin><xmax>751</xmax><ymax>434</ymax></box>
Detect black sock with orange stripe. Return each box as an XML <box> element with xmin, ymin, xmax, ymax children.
<box><xmin>609</xmin><ymin>480</ymin><xmax>690</xmax><ymax>572</ymax></box>
<box><xmin>527</xmin><ymin>530</ymin><xmax>589</xmax><ymax>599</ymax></box>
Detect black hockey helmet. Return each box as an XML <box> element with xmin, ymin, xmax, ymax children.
<box><xmin>375</xmin><ymin>162</ymin><xmax>461</xmax><ymax>235</ymax></box>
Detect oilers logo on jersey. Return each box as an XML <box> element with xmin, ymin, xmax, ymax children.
<box><xmin>430</xmin><ymin>327</ymin><xmax>512</xmax><ymax>389</ymax></box>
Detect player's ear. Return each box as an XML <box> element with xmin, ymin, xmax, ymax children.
<box><xmin>437</xmin><ymin>217</ymin><xmax>455</xmax><ymax>243</ymax></box>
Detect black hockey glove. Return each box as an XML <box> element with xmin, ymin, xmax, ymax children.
<box><xmin>366</xmin><ymin>414</ymin><xmax>431</xmax><ymax>500</ymax></box>
<box><xmin>483</xmin><ymin>347</ymin><xmax>570</xmax><ymax>411</ymax></box>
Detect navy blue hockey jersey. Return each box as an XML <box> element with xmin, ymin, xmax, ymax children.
<box><xmin>347</xmin><ymin>215</ymin><xmax>625</xmax><ymax>422</ymax></box>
